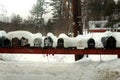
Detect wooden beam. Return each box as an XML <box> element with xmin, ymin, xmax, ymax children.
<box><xmin>0</xmin><ymin>48</ymin><xmax>120</xmax><ymax>55</ymax></box>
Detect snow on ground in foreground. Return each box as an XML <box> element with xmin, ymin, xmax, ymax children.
<box><xmin>0</xmin><ymin>58</ymin><xmax>120</xmax><ymax>80</ymax></box>
<box><xmin>0</xmin><ymin>54</ymin><xmax>75</xmax><ymax>63</ymax></box>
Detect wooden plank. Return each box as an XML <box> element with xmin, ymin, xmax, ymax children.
<box><xmin>0</xmin><ymin>47</ymin><xmax>120</xmax><ymax>55</ymax></box>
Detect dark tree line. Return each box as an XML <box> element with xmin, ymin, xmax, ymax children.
<box><xmin>28</xmin><ymin>0</ymin><xmax>73</xmax><ymax>35</ymax></box>
<box><xmin>11</xmin><ymin>14</ymin><xmax>22</xmax><ymax>25</ymax></box>
<box><xmin>10</xmin><ymin>0</ymin><xmax>120</xmax><ymax>34</ymax></box>
<box><xmin>49</xmin><ymin>0</ymin><xmax>73</xmax><ymax>34</ymax></box>
<box><xmin>82</xmin><ymin>0</ymin><xmax>120</xmax><ymax>28</ymax></box>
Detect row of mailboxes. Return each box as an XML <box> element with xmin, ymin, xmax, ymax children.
<box><xmin>56</xmin><ymin>36</ymin><xmax>116</xmax><ymax>49</ymax></box>
<box><xmin>0</xmin><ymin>37</ymin><xmax>29</xmax><ymax>48</ymax></box>
<box><xmin>101</xmin><ymin>36</ymin><xmax>116</xmax><ymax>49</ymax></box>
<box><xmin>0</xmin><ymin>37</ymin><xmax>11</xmax><ymax>47</ymax></box>
<box><xmin>0</xmin><ymin>36</ymin><xmax>117</xmax><ymax>49</ymax></box>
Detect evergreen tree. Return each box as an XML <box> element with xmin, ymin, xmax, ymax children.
<box><xmin>50</xmin><ymin>0</ymin><xmax>72</xmax><ymax>34</ymax></box>
<box><xmin>50</xmin><ymin>0</ymin><xmax>62</xmax><ymax>22</ymax></box>
<box><xmin>86</xmin><ymin>0</ymin><xmax>116</xmax><ymax>20</ymax></box>
<box><xmin>104</xmin><ymin>0</ymin><xmax>120</xmax><ymax>27</ymax></box>
<box><xmin>117</xmin><ymin>0</ymin><xmax>120</xmax><ymax>15</ymax></box>
<box><xmin>11</xmin><ymin>14</ymin><xmax>22</xmax><ymax>25</ymax></box>
<box><xmin>31</xmin><ymin>0</ymin><xmax>47</xmax><ymax>27</ymax></box>
<box><xmin>45</xmin><ymin>19</ymin><xmax>54</xmax><ymax>33</ymax></box>
<box><xmin>102</xmin><ymin>0</ymin><xmax>116</xmax><ymax>17</ymax></box>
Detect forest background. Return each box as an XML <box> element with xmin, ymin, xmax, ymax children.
<box><xmin>0</xmin><ymin>0</ymin><xmax>120</xmax><ymax>35</ymax></box>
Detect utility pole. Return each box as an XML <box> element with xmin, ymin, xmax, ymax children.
<box><xmin>72</xmin><ymin>0</ymin><xmax>84</xmax><ymax>61</ymax></box>
<box><xmin>72</xmin><ymin>0</ymin><xmax>83</xmax><ymax>36</ymax></box>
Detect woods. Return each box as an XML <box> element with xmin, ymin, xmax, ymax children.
<box><xmin>0</xmin><ymin>0</ymin><xmax>120</xmax><ymax>35</ymax></box>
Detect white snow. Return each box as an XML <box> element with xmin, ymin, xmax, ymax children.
<box><xmin>76</xmin><ymin>35</ymin><xmax>88</xmax><ymax>49</ymax></box>
<box><xmin>33</xmin><ymin>33</ymin><xmax>42</xmax><ymax>39</ymax></box>
<box><xmin>0</xmin><ymin>58</ymin><xmax>120</xmax><ymax>80</ymax></box>
<box><xmin>58</xmin><ymin>33</ymin><xmax>78</xmax><ymax>48</ymax></box>
<box><xmin>89</xmin><ymin>55</ymin><xmax>117</xmax><ymax>61</ymax></box>
<box><xmin>0</xmin><ymin>30</ymin><xmax>6</xmax><ymax>37</ymax></box>
<box><xmin>6</xmin><ymin>30</ymin><xmax>34</xmax><ymax>46</ymax></box>
<box><xmin>112</xmin><ymin>32</ymin><xmax>120</xmax><ymax>47</ymax></box>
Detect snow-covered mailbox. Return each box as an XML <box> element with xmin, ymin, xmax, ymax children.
<box><xmin>101</xmin><ymin>36</ymin><xmax>116</xmax><ymax>49</ymax></box>
<box><xmin>58</xmin><ymin>33</ymin><xmax>77</xmax><ymax>49</ymax></box>
<box><xmin>0</xmin><ymin>31</ymin><xmax>7</xmax><ymax>47</ymax></box>
<box><xmin>4</xmin><ymin>38</ymin><xmax>11</xmax><ymax>47</ymax></box>
<box><xmin>20</xmin><ymin>37</ymin><xmax>29</xmax><ymax>47</ymax></box>
<box><xmin>0</xmin><ymin>37</ymin><xmax>5</xmax><ymax>47</ymax></box>
<box><xmin>44</xmin><ymin>36</ymin><xmax>53</xmax><ymax>49</ymax></box>
<box><xmin>87</xmin><ymin>38</ymin><xmax>95</xmax><ymax>48</ymax></box>
<box><xmin>57</xmin><ymin>38</ymin><xmax>64</xmax><ymax>48</ymax></box>
<box><xmin>76</xmin><ymin>35</ymin><xmax>88</xmax><ymax>49</ymax></box>
<box><xmin>12</xmin><ymin>37</ymin><xmax>20</xmax><ymax>48</ymax></box>
<box><xmin>33</xmin><ymin>38</ymin><xmax>42</xmax><ymax>47</ymax></box>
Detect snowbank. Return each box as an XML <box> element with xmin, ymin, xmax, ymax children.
<box><xmin>0</xmin><ymin>58</ymin><xmax>120</xmax><ymax>80</ymax></box>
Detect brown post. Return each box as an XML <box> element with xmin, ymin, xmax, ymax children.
<box><xmin>118</xmin><ymin>55</ymin><xmax>120</xmax><ymax>58</ymax></box>
<box><xmin>72</xmin><ymin>0</ymin><xmax>83</xmax><ymax>61</ymax></box>
<box><xmin>72</xmin><ymin>0</ymin><xmax>83</xmax><ymax>36</ymax></box>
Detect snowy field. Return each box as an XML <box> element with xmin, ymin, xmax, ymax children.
<box><xmin>0</xmin><ymin>57</ymin><xmax>120</xmax><ymax>80</ymax></box>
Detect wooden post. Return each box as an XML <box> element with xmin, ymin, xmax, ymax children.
<box><xmin>72</xmin><ymin>0</ymin><xmax>83</xmax><ymax>61</ymax></box>
<box><xmin>118</xmin><ymin>55</ymin><xmax>120</xmax><ymax>58</ymax></box>
<box><xmin>72</xmin><ymin>0</ymin><xmax>83</xmax><ymax>36</ymax></box>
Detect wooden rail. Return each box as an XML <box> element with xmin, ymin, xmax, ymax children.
<box><xmin>0</xmin><ymin>47</ymin><xmax>120</xmax><ymax>55</ymax></box>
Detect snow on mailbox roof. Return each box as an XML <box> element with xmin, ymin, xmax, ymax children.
<box><xmin>58</xmin><ymin>33</ymin><xmax>69</xmax><ymax>38</ymax></box>
<box><xmin>58</xmin><ymin>33</ymin><xmax>78</xmax><ymax>48</ymax></box>
<box><xmin>0</xmin><ymin>30</ymin><xmax>6</xmax><ymax>37</ymax></box>
<box><xmin>47</xmin><ymin>32</ymin><xmax>58</xmax><ymax>47</ymax></box>
<box><xmin>6</xmin><ymin>30</ymin><xmax>34</xmax><ymax>46</ymax></box>
<box><xmin>33</xmin><ymin>33</ymin><xmax>42</xmax><ymax>38</ymax></box>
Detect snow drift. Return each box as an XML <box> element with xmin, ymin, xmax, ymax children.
<box><xmin>0</xmin><ymin>58</ymin><xmax>119</xmax><ymax>80</ymax></box>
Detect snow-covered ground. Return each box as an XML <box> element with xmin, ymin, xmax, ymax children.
<box><xmin>0</xmin><ymin>54</ymin><xmax>75</xmax><ymax>63</ymax></box>
<box><xmin>0</xmin><ymin>58</ymin><xmax>120</xmax><ymax>80</ymax></box>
